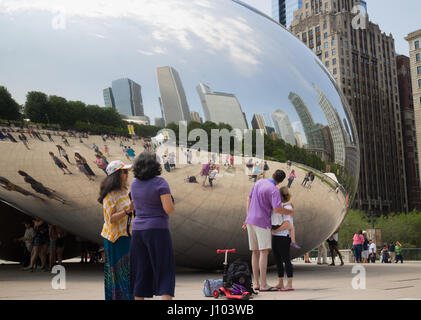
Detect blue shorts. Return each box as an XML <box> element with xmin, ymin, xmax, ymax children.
<box><xmin>33</xmin><ymin>236</ymin><xmax>49</xmax><ymax>247</ymax></box>
<box><xmin>130</xmin><ymin>229</ymin><xmax>175</xmax><ymax>298</ymax></box>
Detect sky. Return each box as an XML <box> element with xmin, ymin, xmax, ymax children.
<box><xmin>241</xmin><ymin>0</ymin><xmax>421</xmax><ymax>56</ymax></box>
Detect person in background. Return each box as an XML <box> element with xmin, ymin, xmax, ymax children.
<box><xmin>352</xmin><ymin>230</ymin><xmax>364</xmax><ymax>263</ymax></box>
<box><xmin>287</xmin><ymin>170</ymin><xmax>296</xmax><ymax>189</ymax></box>
<box><xmin>24</xmin><ymin>218</ymin><xmax>49</xmax><ymax>272</ymax></box>
<box><xmin>94</xmin><ymin>154</ymin><xmax>108</xmax><ymax>175</ymax></box>
<box><xmin>55</xmin><ymin>226</ymin><xmax>66</xmax><ymax>266</ymax></box>
<box><xmin>263</xmin><ymin>161</ymin><xmax>269</xmax><ymax>178</ymax></box>
<box><xmin>48</xmin><ymin>224</ymin><xmax>58</xmax><ymax>270</ymax></box>
<box><xmin>200</xmin><ymin>160</ymin><xmax>211</xmax><ymax>187</ymax></box>
<box><xmin>16</xmin><ymin>220</ymin><xmax>35</xmax><ymax>268</ymax></box>
<box><xmin>208</xmin><ymin>165</ymin><xmax>218</xmax><ymax>188</ymax></box>
<box><xmin>388</xmin><ymin>241</ymin><xmax>396</xmax><ymax>263</ymax></box>
<box><xmin>368</xmin><ymin>240</ymin><xmax>377</xmax><ymax>263</ymax></box>
<box><xmin>99</xmin><ymin>160</ymin><xmax>134</xmax><ymax>300</ymax></box>
<box><xmin>304</xmin><ymin>252</ymin><xmax>311</xmax><ymax>263</ymax></box>
<box><xmin>395</xmin><ymin>241</ymin><xmax>403</xmax><ymax>263</ymax></box>
<box><xmin>317</xmin><ymin>242</ymin><xmax>328</xmax><ymax>265</ymax></box>
<box><xmin>381</xmin><ymin>244</ymin><xmax>390</xmax><ymax>263</ymax></box>
<box><xmin>327</xmin><ymin>230</ymin><xmax>344</xmax><ymax>266</ymax></box>
<box><xmin>130</xmin><ymin>152</ymin><xmax>176</xmax><ymax>300</ymax></box>
<box><xmin>49</xmin><ymin>152</ymin><xmax>72</xmax><ymax>175</ymax></box>
<box><xmin>361</xmin><ymin>231</ymin><xmax>370</xmax><ymax>263</ymax></box>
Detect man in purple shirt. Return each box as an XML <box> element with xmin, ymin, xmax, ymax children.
<box><xmin>242</xmin><ymin>169</ymin><xmax>294</xmax><ymax>292</ymax></box>
<box><xmin>200</xmin><ymin>160</ymin><xmax>211</xmax><ymax>187</ymax></box>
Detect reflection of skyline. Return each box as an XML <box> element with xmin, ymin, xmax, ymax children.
<box><xmin>103</xmin><ymin>78</ymin><xmax>144</xmax><ymax>117</ymax></box>
<box><xmin>272</xmin><ymin>109</ymin><xmax>296</xmax><ymax>146</ymax></box>
<box><xmin>196</xmin><ymin>82</ymin><xmax>248</xmax><ymax>130</ymax></box>
<box><xmin>289</xmin><ymin>92</ymin><xmax>324</xmax><ymax>150</ymax></box>
<box><xmin>314</xmin><ymin>84</ymin><xmax>345</xmax><ymax>166</ymax></box>
<box><xmin>157</xmin><ymin>66</ymin><xmax>191</xmax><ymax>126</ymax></box>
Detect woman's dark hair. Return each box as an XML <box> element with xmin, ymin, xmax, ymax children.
<box><xmin>133</xmin><ymin>151</ymin><xmax>161</xmax><ymax>181</ymax></box>
<box><xmin>98</xmin><ymin>171</ymin><xmax>124</xmax><ymax>204</ymax></box>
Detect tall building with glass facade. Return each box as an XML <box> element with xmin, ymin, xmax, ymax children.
<box><xmin>271</xmin><ymin>109</ymin><xmax>296</xmax><ymax>146</ymax></box>
<box><xmin>156</xmin><ymin>66</ymin><xmax>191</xmax><ymax>126</ymax></box>
<box><xmin>197</xmin><ymin>83</ymin><xmax>248</xmax><ymax>130</ymax></box>
<box><xmin>106</xmin><ymin>78</ymin><xmax>144</xmax><ymax>117</ymax></box>
<box><xmin>272</xmin><ymin>0</ymin><xmax>303</xmax><ymax>28</ymax></box>
<box><xmin>103</xmin><ymin>87</ymin><xmax>115</xmax><ymax>109</ymax></box>
<box><xmin>291</xmin><ymin>0</ymin><xmax>408</xmax><ymax>214</ymax></box>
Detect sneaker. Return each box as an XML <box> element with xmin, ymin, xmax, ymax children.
<box><xmin>290</xmin><ymin>242</ymin><xmax>301</xmax><ymax>249</ymax></box>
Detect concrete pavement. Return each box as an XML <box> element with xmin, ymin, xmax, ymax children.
<box><xmin>1</xmin><ymin>260</ymin><xmax>420</xmax><ymax>300</ymax></box>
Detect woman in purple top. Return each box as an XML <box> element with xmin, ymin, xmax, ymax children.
<box><xmin>130</xmin><ymin>151</ymin><xmax>175</xmax><ymax>300</ymax></box>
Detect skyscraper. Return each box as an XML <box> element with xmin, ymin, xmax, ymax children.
<box><xmin>271</xmin><ymin>109</ymin><xmax>296</xmax><ymax>146</ymax></box>
<box><xmin>397</xmin><ymin>54</ymin><xmax>421</xmax><ymax>211</ymax></box>
<box><xmin>156</xmin><ymin>66</ymin><xmax>191</xmax><ymax>125</ymax></box>
<box><xmin>107</xmin><ymin>78</ymin><xmax>144</xmax><ymax>117</ymax></box>
<box><xmin>196</xmin><ymin>83</ymin><xmax>248</xmax><ymax>130</ymax></box>
<box><xmin>272</xmin><ymin>0</ymin><xmax>303</xmax><ymax>28</ymax></box>
<box><xmin>405</xmin><ymin>30</ymin><xmax>421</xmax><ymax>193</ymax></box>
<box><xmin>103</xmin><ymin>87</ymin><xmax>115</xmax><ymax>109</ymax></box>
<box><xmin>291</xmin><ymin>0</ymin><xmax>408</xmax><ymax>214</ymax></box>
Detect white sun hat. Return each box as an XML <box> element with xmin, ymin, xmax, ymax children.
<box><xmin>106</xmin><ymin>160</ymin><xmax>132</xmax><ymax>176</ymax></box>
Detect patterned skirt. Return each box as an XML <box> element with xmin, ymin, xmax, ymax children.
<box><xmin>104</xmin><ymin>236</ymin><xmax>133</xmax><ymax>300</ymax></box>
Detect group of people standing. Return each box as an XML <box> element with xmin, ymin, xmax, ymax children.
<box><xmin>16</xmin><ymin>218</ymin><xmax>66</xmax><ymax>272</ymax></box>
<box><xmin>352</xmin><ymin>230</ymin><xmax>404</xmax><ymax>264</ymax></box>
<box><xmin>99</xmin><ymin>152</ymin><xmax>175</xmax><ymax>300</ymax></box>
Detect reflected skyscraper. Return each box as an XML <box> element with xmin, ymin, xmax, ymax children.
<box><xmin>103</xmin><ymin>87</ymin><xmax>115</xmax><ymax>109</ymax></box>
<box><xmin>251</xmin><ymin>114</ymin><xmax>267</xmax><ymax>134</ymax></box>
<box><xmin>272</xmin><ymin>0</ymin><xmax>303</xmax><ymax>28</ymax></box>
<box><xmin>157</xmin><ymin>66</ymin><xmax>191</xmax><ymax>125</ymax></box>
<box><xmin>315</xmin><ymin>84</ymin><xmax>345</xmax><ymax>166</ymax></box>
<box><xmin>263</xmin><ymin>113</ymin><xmax>276</xmax><ymax>135</ymax></box>
<box><xmin>289</xmin><ymin>92</ymin><xmax>324</xmax><ymax>150</ymax></box>
<box><xmin>190</xmin><ymin>111</ymin><xmax>202</xmax><ymax>123</ymax></box>
<box><xmin>197</xmin><ymin>83</ymin><xmax>248</xmax><ymax>130</ymax></box>
<box><xmin>294</xmin><ymin>132</ymin><xmax>303</xmax><ymax>148</ymax></box>
<box><xmin>110</xmin><ymin>78</ymin><xmax>144</xmax><ymax>117</ymax></box>
<box><xmin>272</xmin><ymin>109</ymin><xmax>296</xmax><ymax>146</ymax></box>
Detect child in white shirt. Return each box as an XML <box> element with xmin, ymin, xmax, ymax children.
<box><xmin>271</xmin><ymin>187</ymin><xmax>300</xmax><ymax>249</ymax></box>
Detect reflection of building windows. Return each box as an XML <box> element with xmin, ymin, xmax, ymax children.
<box><xmin>332</xmin><ymin>49</ymin><xmax>336</xmax><ymax>55</ymax></box>
<box><xmin>416</xmin><ymin>53</ymin><xmax>421</xmax><ymax>62</ymax></box>
<box><xmin>333</xmin><ymin>68</ymin><xmax>337</xmax><ymax>75</ymax></box>
<box><xmin>415</xmin><ymin>40</ymin><xmax>420</xmax><ymax>49</ymax></box>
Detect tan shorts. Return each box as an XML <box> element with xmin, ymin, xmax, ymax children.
<box><xmin>247</xmin><ymin>224</ymin><xmax>272</xmax><ymax>251</ymax></box>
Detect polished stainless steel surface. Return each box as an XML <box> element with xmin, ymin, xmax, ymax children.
<box><xmin>0</xmin><ymin>0</ymin><xmax>359</xmax><ymax>268</ymax></box>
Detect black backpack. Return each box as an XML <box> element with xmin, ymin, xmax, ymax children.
<box><xmin>226</xmin><ymin>259</ymin><xmax>256</xmax><ymax>294</ymax></box>
<box><xmin>188</xmin><ymin>176</ymin><xmax>198</xmax><ymax>183</ymax></box>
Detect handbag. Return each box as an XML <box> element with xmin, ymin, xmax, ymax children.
<box><xmin>203</xmin><ymin>279</ymin><xmax>223</xmax><ymax>297</ymax></box>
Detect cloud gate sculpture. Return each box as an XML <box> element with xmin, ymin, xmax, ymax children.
<box><xmin>0</xmin><ymin>0</ymin><xmax>359</xmax><ymax>269</ymax></box>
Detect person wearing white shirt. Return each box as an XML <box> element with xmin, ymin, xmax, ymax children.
<box><xmin>369</xmin><ymin>240</ymin><xmax>377</xmax><ymax>263</ymax></box>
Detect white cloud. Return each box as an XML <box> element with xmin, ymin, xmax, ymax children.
<box><xmin>0</xmin><ymin>0</ymin><xmax>263</xmax><ymax>70</ymax></box>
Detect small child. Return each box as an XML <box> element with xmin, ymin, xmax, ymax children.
<box><xmin>208</xmin><ymin>165</ymin><xmax>219</xmax><ymax>188</ymax></box>
<box><xmin>271</xmin><ymin>187</ymin><xmax>300</xmax><ymax>249</ymax></box>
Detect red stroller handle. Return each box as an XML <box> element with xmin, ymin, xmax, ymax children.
<box><xmin>217</xmin><ymin>249</ymin><xmax>236</xmax><ymax>254</ymax></box>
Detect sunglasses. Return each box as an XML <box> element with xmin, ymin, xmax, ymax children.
<box><xmin>121</xmin><ymin>169</ymin><xmax>129</xmax><ymax>174</ymax></box>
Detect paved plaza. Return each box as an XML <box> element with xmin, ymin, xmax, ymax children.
<box><xmin>1</xmin><ymin>260</ymin><xmax>420</xmax><ymax>300</ymax></box>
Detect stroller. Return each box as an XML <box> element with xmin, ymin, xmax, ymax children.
<box><xmin>213</xmin><ymin>249</ymin><xmax>256</xmax><ymax>300</ymax></box>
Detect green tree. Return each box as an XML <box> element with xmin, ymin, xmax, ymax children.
<box><xmin>0</xmin><ymin>86</ymin><xmax>21</xmax><ymax>121</ymax></box>
<box><xmin>24</xmin><ymin>91</ymin><xmax>49</xmax><ymax>123</ymax></box>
